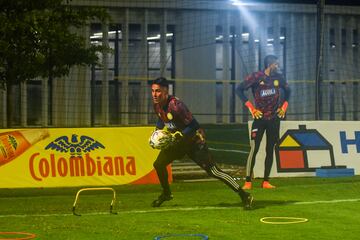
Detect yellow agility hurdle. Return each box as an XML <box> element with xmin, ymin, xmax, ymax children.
<box><xmin>72</xmin><ymin>187</ymin><xmax>117</xmax><ymax>216</ymax></box>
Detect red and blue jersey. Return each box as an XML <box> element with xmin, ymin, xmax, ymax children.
<box><xmin>154</xmin><ymin>96</ymin><xmax>200</xmax><ymax>138</ymax></box>
<box><xmin>236</xmin><ymin>71</ymin><xmax>291</xmax><ymax>120</ymax></box>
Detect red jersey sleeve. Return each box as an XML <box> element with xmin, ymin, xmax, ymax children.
<box><xmin>168</xmin><ymin>98</ymin><xmax>193</xmax><ymax>125</ymax></box>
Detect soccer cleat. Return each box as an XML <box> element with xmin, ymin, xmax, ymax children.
<box><xmin>262</xmin><ymin>181</ymin><xmax>276</xmax><ymax>189</ymax></box>
<box><xmin>241</xmin><ymin>192</ymin><xmax>254</xmax><ymax>210</ymax></box>
<box><xmin>242</xmin><ymin>181</ymin><xmax>252</xmax><ymax>190</ymax></box>
<box><xmin>151</xmin><ymin>193</ymin><xmax>173</xmax><ymax>207</ymax></box>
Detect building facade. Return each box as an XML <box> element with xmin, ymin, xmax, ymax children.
<box><xmin>1</xmin><ymin>0</ymin><xmax>359</xmax><ymax>127</ymax></box>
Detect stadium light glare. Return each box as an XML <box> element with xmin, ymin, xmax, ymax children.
<box><xmin>147</xmin><ymin>33</ymin><xmax>173</xmax><ymax>40</ymax></box>
<box><xmin>231</xmin><ymin>0</ymin><xmax>246</xmax><ymax>6</ymax></box>
<box><xmin>241</xmin><ymin>32</ymin><xmax>249</xmax><ymax>42</ymax></box>
<box><xmin>216</xmin><ymin>35</ymin><xmax>224</xmax><ymax>40</ymax></box>
<box><xmin>90</xmin><ymin>30</ymin><xmax>121</xmax><ymax>39</ymax></box>
<box><xmin>230</xmin><ymin>0</ymin><xmax>260</xmax><ymax>7</ymax></box>
<box><xmin>232</xmin><ymin>0</ymin><xmax>258</xmax><ymax>34</ymax></box>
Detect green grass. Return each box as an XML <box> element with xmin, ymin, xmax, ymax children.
<box><xmin>1</xmin><ymin>124</ymin><xmax>359</xmax><ymax>239</ymax></box>
<box><xmin>1</xmin><ymin>176</ymin><xmax>360</xmax><ymax>239</ymax></box>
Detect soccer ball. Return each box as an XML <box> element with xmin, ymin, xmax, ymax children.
<box><xmin>149</xmin><ymin>129</ymin><xmax>172</xmax><ymax>149</ymax></box>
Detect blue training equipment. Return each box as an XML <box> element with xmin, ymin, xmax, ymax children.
<box><xmin>316</xmin><ymin>168</ymin><xmax>354</xmax><ymax>177</ymax></box>
<box><xmin>154</xmin><ymin>233</ymin><xmax>209</xmax><ymax>240</ymax></box>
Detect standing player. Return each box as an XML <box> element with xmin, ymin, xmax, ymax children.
<box><xmin>236</xmin><ymin>55</ymin><xmax>291</xmax><ymax>189</ymax></box>
<box><xmin>150</xmin><ymin>77</ymin><xmax>253</xmax><ymax>210</ymax></box>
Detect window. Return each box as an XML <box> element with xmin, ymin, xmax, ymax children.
<box><xmin>215</xmin><ymin>25</ymin><xmax>236</xmax><ymax>123</ymax></box>
<box><xmin>353</xmin><ymin>29</ymin><xmax>358</xmax><ymax>67</ymax></box>
<box><xmin>341</xmin><ymin>28</ymin><xmax>346</xmax><ymax>56</ymax></box>
<box><xmin>267</xmin><ymin>27</ymin><xmax>274</xmax><ymax>46</ymax></box>
<box><xmin>128</xmin><ymin>82</ymin><xmax>141</xmax><ymax>124</ymax></box>
<box><xmin>147</xmin><ymin>24</ymin><xmax>175</xmax><ymax>123</ymax></box>
<box><xmin>27</xmin><ymin>81</ymin><xmax>42</xmax><ymax>125</ymax></box>
<box><xmin>216</xmin><ymin>25</ymin><xmax>224</xmax><ymax>123</ymax></box>
<box><xmin>147</xmin><ymin>24</ymin><xmax>175</xmax><ymax>79</ymax></box>
<box><xmin>89</xmin><ymin>23</ymin><xmax>119</xmax><ymax>125</ymax></box>
<box><xmin>279</xmin><ymin>27</ymin><xmax>287</xmax><ymax>75</ymax></box>
<box><xmin>330</xmin><ymin>28</ymin><xmax>336</xmax><ymax>49</ymax></box>
<box><xmin>9</xmin><ymin>84</ymin><xmax>21</xmax><ymax>126</ymax></box>
<box><xmin>353</xmin><ymin>29</ymin><xmax>358</xmax><ymax>48</ymax></box>
<box><xmin>242</xmin><ymin>26</ymin><xmax>249</xmax><ymax>43</ymax></box>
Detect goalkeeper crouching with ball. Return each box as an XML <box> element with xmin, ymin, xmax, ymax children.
<box><xmin>150</xmin><ymin>77</ymin><xmax>253</xmax><ymax>210</ymax></box>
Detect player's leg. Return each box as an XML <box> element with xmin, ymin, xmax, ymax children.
<box><xmin>243</xmin><ymin>119</ymin><xmax>266</xmax><ymax>189</ymax></box>
<box><xmin>262</xmin><ymin>118</ymin><xmax>280</xmax><ymax>188</ymax></box>
<box><xmin>152</xmin><ymin>147</ymin><xmax>185</xmax><ymax>207</ymax></box>
<box><xmin>188</xmin><ymin>145</ymin><xmax>253</xmax><ymax>210</ymax></box>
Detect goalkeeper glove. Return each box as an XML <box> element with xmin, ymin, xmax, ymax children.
<box><xmin>277</xmin><ymin>101</ymin><xmax>288</xmax><ymax>118</ymax></box>
<box><xmin>155</xmin><ymin>130</ymin><xmax>184</xmax><ymax>149</ymax></box>
<box><xmin>155</xmin><ymin>137</ymin><xmax>172</xmax><ymax>150</ymax></box>
<box><xmin>245</xmin><ymin>101</ymin><xmax>263</xmax><ymax>119</ymax></box>
<box><xmin>170</xmin><ymin>131</ymin><xmax>183</xmax><ymax>144</ymax></box>
<box><xmin>195</xmin><ymin>129</ymin><xmax>206</xmax><ymax>145</ymax></box>
<box><xmin>156</xmin><ymin>130</ymin><xmax>183</xmax><ymax>149</ymax></box>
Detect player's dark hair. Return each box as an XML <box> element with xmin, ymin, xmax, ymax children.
<box><xmin>264</xmin><ymin>55</ymin><xmax>278</xmax><ymax>68</ymax></box>
<box><xmin>152</xmin><ymin>77</ymin><xmax>169</xmax><ymax>88</ymax></box>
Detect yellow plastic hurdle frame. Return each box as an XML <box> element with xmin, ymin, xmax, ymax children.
<box><xmin>72</xmin><ymin>187</ymin><xmax>117</xmax><ymax>216</ymax></box>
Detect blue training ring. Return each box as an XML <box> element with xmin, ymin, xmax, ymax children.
<box><xmin>154</xmin><ymin>233</ymin><xmax>209</xmax><ymax>239</ymax></box>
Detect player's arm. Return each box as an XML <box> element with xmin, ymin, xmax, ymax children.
<box><xmin>235</xmin><ymin>76</ymin><xmax>251</xmax><ymax>103</ymax></box>
<box><xmin>235</xmin><ymin>74</ymin><xmax>263</xmax><ymax>119</ymax></box>
<box><xmin>182</xmin><ymin>118</ymin><xmax>200</xmax><ymax>138</ymax></box>
<box><xmin>155</xmin><ymin>118</ymin><xmax>165</xmax><ymax>130</ymax></box>
<box><xmin>169</xmin><ymin>100</ymin><xmax>200</xmax><ymax>141</ymax></box>
<box><xmin>277</xmin><ymin>77</ymin><xmax>291</xmax><ymax>118</ymax></box>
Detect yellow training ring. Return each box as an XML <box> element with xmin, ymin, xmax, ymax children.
<box><xmin>260</xmin><ymin>217</ymin><xmax>308</xmax><ymax>224</ymax></box>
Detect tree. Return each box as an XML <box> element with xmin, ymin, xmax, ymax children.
<box><xmin>0</xmin><ymin>0</ymin><xmax>109</xmax><ymax>126</ymax></box>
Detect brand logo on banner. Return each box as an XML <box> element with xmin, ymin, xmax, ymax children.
<box><xmin>45</xmin><ymin>134</ymin><xmax>105</xmax><ymax>156</ymax></box>
<box><xmin>30</xmin><ymin>133</ymin><xmax>138</xmax><ymax>182</ymax></box>
<box><xmin>0</xmin><ymin>127</ymin><xmax>163</xmax><ymax>188</ymax></box>
<box><xmin>250</xmin><ymin>121</ymin><xmax>359</xmax><ymax>178</ymax></box>
<box><xmin>339</xmin><ymin>131</ymin><xmax>360</xmax><ymax>153</ymax></box>
<box><xmin>275</xmin><ymin>125</ymin><xmax>337</xmax><ymax>172</ymax></box>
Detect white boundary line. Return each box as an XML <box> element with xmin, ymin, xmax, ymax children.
<box><xmin>292</xmin><ymin>198</ymin><xmax>360</xmax><ymax>205</ymax></box>
<box><xmin>1</xmin><ymin>198</ymin><xmax>359</xmax><ymax>218</ymax></box>
<box><xmin>208</xmin><ymin>147</ymin><xmax>249</xmax><ymax>154</ymax></box>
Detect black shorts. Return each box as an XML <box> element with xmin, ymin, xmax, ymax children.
<box><xmin>250</xmin><ymin>118</ymin><xmax>280</xmax><ymax>141</ymax></box>
<box><xmin>154</xmin><ymin>140</ymin><xmax>215</xmax><ymax>171</ymax></box>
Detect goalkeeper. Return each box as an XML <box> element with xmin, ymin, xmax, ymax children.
<box><xmin>150</xmin><ymin>77</ymin><xmax>253</xmax><ymax>210</ymax></box>
<box><xmin>236</xmin><ymin>55</ymin><xmax>291</xmax><ymax>189</ymax></box>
